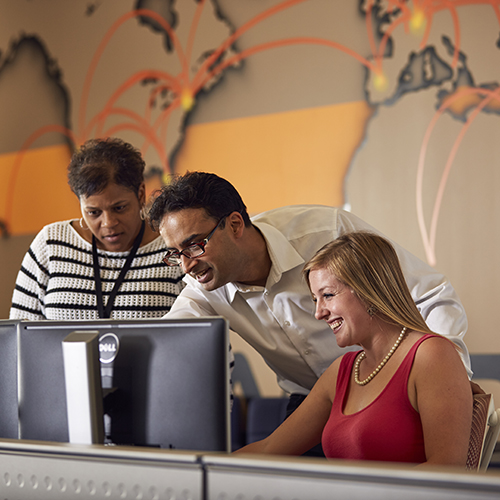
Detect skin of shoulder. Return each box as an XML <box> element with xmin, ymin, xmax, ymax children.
<box><xmin>408</xmin><ymin>335</ymin><xmax>473</xmax><ymax>467</ymax></box>
<box><xmin>315</xmin><ymin>354</ymin><xmax>343</xmax><ymax>402</ymax></box>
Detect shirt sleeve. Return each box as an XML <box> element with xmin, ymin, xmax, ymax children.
<box><xmin>336</xmin><ymin>209</ymin><xmax>471</xmax><ymax>377</ymax></box>
<box><xmin>9</xmin><ymin>229</ymin><xmax>49</xmax><ymax>320</ymax></box>
<box><xmin>164</xmin><ymin>277</ymin><xmax>219</xmax><ymax>319</ymax></box>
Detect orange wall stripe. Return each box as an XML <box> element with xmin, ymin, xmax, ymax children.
<box><xmin>0</xmin><ymin>144</ymin><xmax>79</xmax><ymax>235</ymax></box>
<box><xmin>176</xmin><ymin>100</ymin><xmax>374</xmax><ymax>214</ymax></box>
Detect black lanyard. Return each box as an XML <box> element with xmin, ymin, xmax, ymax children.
<box><xmin>92</xmin><ymin>221</ymin><xmax>145</xmax><ymax>319</ymax></box>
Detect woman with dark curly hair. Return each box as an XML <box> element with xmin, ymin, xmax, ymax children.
<box><xmin>10</xmin><ymin>137</ymin><xmax>184</xmax><ymax>320</ymax></box>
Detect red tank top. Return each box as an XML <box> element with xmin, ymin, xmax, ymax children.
<box><xmin>322</xmin><ymin>334</ymin><xmax>435</xmax><ymax>463</ymax></box>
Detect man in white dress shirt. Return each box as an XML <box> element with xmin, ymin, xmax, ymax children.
<box><xmin>148</xmin><ymin>171</ymin><xmax>470</xmax><ymax>427</ymax></box>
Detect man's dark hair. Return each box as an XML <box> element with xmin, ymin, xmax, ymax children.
<box><xmin>148</xmin><ymin>171</ymin><xmax>251</xmax><ymax>231</ymax></box>
<box><xmin>68</xmin><ymin>137</ymin><xmax>145</xmax><ymax>198</ymax></box>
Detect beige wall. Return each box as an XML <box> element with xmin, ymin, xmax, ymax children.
<box><xmin>0</xmin><ymin>235</ymin><xmax>33</xmax><ymax>319</ymax></box>
<box><xmin>1</xmin><ymin>1</ymin><xmax>499</xmax><ymax>395</ymax></box>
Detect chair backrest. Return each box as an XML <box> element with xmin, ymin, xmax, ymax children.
<box><xmin>466</xmin><ymin>393</ymin><xmax>500</xmax><ymax>471</ymax></box>
<box><xmin>473</xmin><ymin>379</ymin><xmax>500</xmax><ymax>436</ymax></box>
<box><xmin>246</xmin><ymin>397</ymin><xmax>289</xmax><ymax>444</ymax></box>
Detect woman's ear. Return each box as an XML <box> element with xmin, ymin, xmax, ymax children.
<box><xmin>138</xmin><ymin>183</ymin><xmax>146</xmax><ymax>206</ymax></box>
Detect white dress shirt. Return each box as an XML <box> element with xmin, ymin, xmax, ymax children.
<box><xmin>166</xmin><ymin>205</ymin><xmax>470</xmax><ymax>394</ymax></box>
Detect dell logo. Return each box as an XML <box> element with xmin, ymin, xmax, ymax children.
<box><xmin>100</xmin><ymin>344</ymin><xmax>116</xmax><ymax>353</ymax></box>
<box><xmin>99</xmin><ymin>333</ymin><xmax>120</xmax><ymax>364</ymax></box>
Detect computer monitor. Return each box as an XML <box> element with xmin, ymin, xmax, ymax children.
<box><xmin>0</xmin><ymin>320</ymin><xmax>20</xmax><ymax>439</ymax></box>
<box><xmin>18</xmin><ymin>317</ymin><xmax>230</xmax><ymax>452</ymax></box>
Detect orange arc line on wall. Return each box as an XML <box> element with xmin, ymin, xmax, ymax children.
<box><xmin>192</xmin><ymin>0</ymin><xmax>310</xmax><ymax>91</ymax></box>
<box><xmin>428</xmin><ymin>88</ymin><xmax>500</xmax><ymax>255</ymax></box>
<box><xmin>78</xmin><ymin>8</ymin><xmax>187</xmax><ymax>141</ymax></box>
<box><xmin>195</xmin><ymin>36</ymin><xmax>378</xmax><ymax>95</ymax></box>
<box><xmin>85</xmin><ymin>69</ymin><xmax>182</xmax><ymax>139</ymax></box>
<box><xmin>185</xmin><ymin>0</ymin><xmax>206</xmax><ymax>70</ymax></box>
<box><xmin>416</xmin><ymin>85</ymin><xmax>500</xmax><ymax>266</ymax></box>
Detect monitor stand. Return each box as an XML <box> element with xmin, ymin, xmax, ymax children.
<box><xmin>62</xmin><ymin>331</ymin><xmax>105</xmax><ymax>445</ymax></box>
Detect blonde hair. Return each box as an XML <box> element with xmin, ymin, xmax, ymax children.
<box><xmin>303</xmin><ymin>232</ymin><xmax>434</xmax><ymax>334</ymax></box>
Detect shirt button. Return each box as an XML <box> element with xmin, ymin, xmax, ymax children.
<box><xmin>284</xmin><ymin>321</ymin><xmax>290</xmax><ymax>327</ymax></box>
<box><xmin>304</xmin><ymin>350</ymin><xmax>310</xmax><ymax>355</ymax></box>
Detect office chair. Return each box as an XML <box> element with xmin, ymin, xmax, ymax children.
<box><xmin>469</xmin><ymin>353</ymin><xmax>500</xmax><ymax>467</ymax></box>
<box><xmin>466</xmin><ymin>393</ymin><xmax>500</xmax><ymax>471</ymax></box>
<box><xmin>246</xmin><ymin>397</ymin><xmax>289</xmax><ymax>444</ymax></box>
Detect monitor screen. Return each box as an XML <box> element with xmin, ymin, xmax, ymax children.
<box><xmin>0</xmin><ymin>320</ymin><xmax>20</xmax><ymax>439</ymax></box>
<box><xmin>18</xmin><ymin>317</ymin><xmax>230</xmax><ymax>452</ymax></box>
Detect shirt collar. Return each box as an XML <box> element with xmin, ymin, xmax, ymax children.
<box><xmin>225</xmin><ymin>221</ymin><xmax>304</xmax><ymax>302</ymax></box>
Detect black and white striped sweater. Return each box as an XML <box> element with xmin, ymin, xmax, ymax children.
<box><xmin>10</xmin><ymin>220</ymin><xmax>184</xmax><ymax>320</ymax></box>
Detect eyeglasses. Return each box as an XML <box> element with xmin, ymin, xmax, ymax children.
<box><xmin>162</xmin><ymin>217</ymin><xmax>226</xmax><ymax>266</ymax></box>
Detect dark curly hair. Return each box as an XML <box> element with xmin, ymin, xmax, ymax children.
<box><xmin>148</xmin><ymin>171</ymin><xmax>252</xmax><ymax>231</ymax></box>
<box><xmin>68</xmin><ymin>137</ymin><xmax>145</xmax><ymax>198</ymax></box>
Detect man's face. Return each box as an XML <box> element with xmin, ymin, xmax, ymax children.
<box><xmin>159</xmin><ymin>208</ymin><xmax>241</xmax><ymax>291</ymax></box>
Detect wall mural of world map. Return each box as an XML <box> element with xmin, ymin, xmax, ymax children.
<box><xmin>0</xmin><ymin>0</ymin><xmax>498</xmax><ymax>352</ymax></box>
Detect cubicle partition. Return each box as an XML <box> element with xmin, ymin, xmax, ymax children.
<box><xmin>0</xmin><ymin>320</ymin><xmax>20</xmax><ymax>439</ymax></box>
<box><xmin>203</xmin><ymin>454</ymin><xmax>500</xmax><ymax>500</ymax></box>
<box><xmin>1</xmin><ymin>440</ymin><xmax>500</xmax><ymax>500</ymax></box>
<box><xmin>0</xmin><ymin>439</ymin><xmax>204</xmax><ymax>500</ymax></box>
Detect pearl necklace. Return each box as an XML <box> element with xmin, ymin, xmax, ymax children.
<box><xmin>354</xmin><ymin>327</ymin><xmax>407</xmax><ymax>386</ymax></box>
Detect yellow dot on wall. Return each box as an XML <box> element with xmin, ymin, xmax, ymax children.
<box><xmin>181</xmin><ymin>89</ymin><xmax>195</xmax><ymax>112</ymax></box>
<box><xmin>161</xmin><ymin>171</ymin><xmax>171</xmax><ymax>185</ymax></box>
<box><xmin>373</xmin><ymin>71</ymin><xmax>388</xmax><ymax>92</ymax></box>
<box><xmin>410</xmin><ymin>7</ymin><xmax>427</xmax><ymax>36</ymax></box>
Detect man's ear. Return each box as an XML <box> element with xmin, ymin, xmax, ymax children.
<box><xmin>227</xmin><ymin>211</ymin><xmax>245</xmax><ymax>238</ymax></box>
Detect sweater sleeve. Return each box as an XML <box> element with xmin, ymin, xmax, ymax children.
<box><xmin>10</xmin><ymin>228</ymin><xmax>50</xmax><ymax>320</ymax></box>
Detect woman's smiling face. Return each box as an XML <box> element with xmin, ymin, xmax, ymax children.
<box><xmin>309</xmin><ymin>267</ymin><xmax>371</xmax><ymax>348</ymax></box>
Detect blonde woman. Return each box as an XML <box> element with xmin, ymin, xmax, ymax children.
<box><xmin>236</xmin><ymin>232</ymin><xmax>472</xmax><ymax>466</ymax></box>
